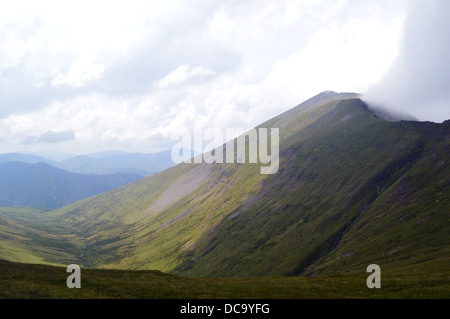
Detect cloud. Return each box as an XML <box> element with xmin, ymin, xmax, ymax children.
<box><xmin>0</xmin><ymin>0</ymin><xmax>412</xmax><ymax>153</ymax></box>
<box><xmin>364</xmin><ymin>0</ymin><xmax>450</xmax><ymax>123</ymax></box>
<box><xmin>51</xmin><ymin>62</ymin><xmax>107</xmax><ymax>88</ymax></box>
<box><xmin>159</xmin><ymin>65</ymin><xmax>214</xmax><ymax>88</ymax></box>
<box><xmin>23</xmin><ymin>129</ymin><xmax>76</xmax><ymax>144</ymax></box>
<box><xmin>264</xmin><ymin>14</ymin><xmax>404</xmax><ymax>106</ymax></box>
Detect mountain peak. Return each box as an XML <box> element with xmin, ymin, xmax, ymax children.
<box><xmin>317</xmin><ymin>90</ymin><xmax>338</xmax><ymax>96</ymax></box>
<box><xmin>315</xmin><ymin>90</ymin><xmax>359</xmax><ymax>98</ymax></box>
<box><xmin>292</xmin><ymin>91</ymin><xmax>361</xmax><ymax>111</ymax></box>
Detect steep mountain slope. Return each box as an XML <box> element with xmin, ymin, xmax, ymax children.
<box><xmin>0</xmin><ymin>162</ymin><xmax>142</xmax><ymax>209</ymax></box>
<box><xmin>37</xmin><ymin>91</ymin><xmax>449</xmax><ymax>277</ymax></box>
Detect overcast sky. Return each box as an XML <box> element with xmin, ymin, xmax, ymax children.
<box><xmin>0</xmin><ymin>0</ymin><xmax>447</xmax><ymax>155</ymax></box>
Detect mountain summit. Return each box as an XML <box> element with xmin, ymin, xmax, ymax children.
<box><xmin>1</xmin><ymin>91</ymin><xmax>448</xmax><ymax>278</ymax></box>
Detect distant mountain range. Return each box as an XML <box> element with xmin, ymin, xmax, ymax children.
<box><xmin>0</xmin><ymin>149</ymin><xmax>176</xmax><ymax>209</ymax></box>
<box><xmin>0</xmin><ymin>153</ymin><xmax>53</xmax><ymax>165</ymax></box>
<box><xmin>0</xmin><ymin>162</ymin><xmax>142</xmax><ymax>209</ymax></box>
<box><xmin>0</xmin><ymin>91</ymin><xmax>448</xmax><ymax>281</ymax></box>
<box><xmin>54</xmin><ymin>150</ymin><xmax>175</xmax><ymax>176</ymax></box>
<box><xmin>0</xmin><ymin>149</ymin><xmax>176</xmax><ymax>176</ymax></box>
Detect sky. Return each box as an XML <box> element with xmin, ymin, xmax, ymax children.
<box><xmin>0</xmin><ymin>0</ymin><xmax>447</xmax><ymax>155</ymax></box>
<box><xmin>364</xmin><ymin>0</ymin><xmax>450</xmax><ymax>122</ymax></box>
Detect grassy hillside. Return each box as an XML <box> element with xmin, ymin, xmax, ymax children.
<box><xmin>1</xmin><ymin>258</ymin><xmax>449</xmax><ymax>299</ymax></box>
<box><xmin>0</xmin><ymin>207</ymin><xmax>83</xmax><ymax>266</ymax></box>
<box><xmin>171</xmin><ymin>98</ymin><xmax>449</xmax><ymax>277</ymax></box>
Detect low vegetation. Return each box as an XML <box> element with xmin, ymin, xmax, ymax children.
<box><xmin>1</xmin><ymin>259</ymin><xmax>449</xmax><ymax>299</ymax></box>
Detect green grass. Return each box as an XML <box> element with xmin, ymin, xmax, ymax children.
<box><xmin>1</xmin><ymin>258</ymin><xmax>449</xmax><ymax>299</ymax></box>
<box><xmin>0</xmin><ymin>207</ymin><xmax>84</xmax><ymax>267</ymax></box>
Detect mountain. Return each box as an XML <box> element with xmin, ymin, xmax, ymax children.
<box><xmin>1</xmin><ymin>91</ymin><xmax>448</xmax><ymax>280</ymax></box>
<box><xmin>0</xmin><ymin>150</ymin><xmax>176</xmax><ymax>176</ymax></box>
<box><xmin>82</xmin><ymin>150</ymin><xmax>128</xmax><ymax>158</ymax></box>
<box><xmin>0</xmin><ymin>162</ymin><xmax>142</xmax><ymax>209</ymax></box>
<box><xmin>19</xmin><ymin>150</ymin><xmax>75</xmax><ymax>161</ymax></box>
<box><xmin>0</xmin><ymin>153</ymin><xmax>53</xmax><ymax>165</ymax></box>
<box><xmin>54</xmin><ymin>150</ymin><xmax>175</xmax><ymax>176</ymax></box>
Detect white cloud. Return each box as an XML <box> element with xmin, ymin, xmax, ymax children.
<box><xmin>159</xmin><ymin>64</ymin><xmax>215</xmax><ymax>88</ymax></box>
<box><xmin>0</xmin><ymin>0</ymin><xmax>414</xmax><ymax>154</ymax></box>
<box><xmin>51</xmin><ymin>61</ymin><xmax>107</xmax><ymax>88</ymax></box>
<box><xmin>264</xmin><ymin>14</ymin><xmax>404</xmax><ymax>106</ymax></box>
<box><xmin>365</xmin><ymin>0</ymin><xmax>450</xmax><ymax>122</ymax></box>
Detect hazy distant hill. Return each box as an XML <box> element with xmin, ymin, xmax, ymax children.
<box><xmin>54</xmin><ymin>150</ymin><xmax>175</xmax><ymax>176</ymax></box>
<box><xmin>0</xmin><ymin>162</ymin><xmax>142</xmax><ymax>209</ymax></box>
<box><xmin>0</xmin><ymin>153</ymin><xmax>53</xmax><ymax>165</ymax></box>
<box><xmin>0</xmin><ymin>150</ymin><xmax>176</xmax><ymax>176</ymax></box>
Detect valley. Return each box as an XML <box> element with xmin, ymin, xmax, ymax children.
<box><xmin>0</xmin><ymin>91</ymin><xmax>449</xmax><ymax>298</ymax></box>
